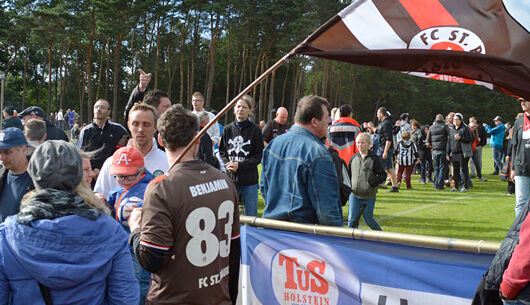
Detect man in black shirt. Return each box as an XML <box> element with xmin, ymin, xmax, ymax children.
<box><xmin>76</xmin><ymin>99</ymin><xmax>128</xmax><ymax>177</ymax></box>
<box><xmin>19</xmin><ymin>106</ymin><xmax>68</xmax><ymax>142</ymax></box>
<box><xmin>262</xmin><ymin>107</ymin><xmax>289</xmax><ymax>145</ymax></box>
<box><xmin>376</xmin><ymin>107</ymin><xmax>398</xmax><ymax>192</ymax></box>
<box><xmin>2</xmin><ymin>107</ymin><xmax>23</xmax><ymax>130</ymax></box>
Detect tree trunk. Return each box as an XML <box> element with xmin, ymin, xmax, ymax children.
<box><xmin>105</xmin><ymin>39</ymin><xmax>111</xmax><ymax>101</ymax></box>
<box><xmin>112</xmin><ymin>35</ymin><xmax>123</xmax><ymax>121</ymax></box>
<box><xmin>322</xmin><ymin>60</ymin><xmax>328</xmax><ymax>98</ymax></box>
<box><xmin>281</xmin><ymin>64</ymin><xmax>289</xmax><ymax>107</ymax></box>
<box><xmin>96</xmin><ymin>38</ymin><xmax>108</xmax><ymax>100</ymax></box>
<box><xmin>22</xmin><ymin>48</ymin><xmax>28</xmax><ymax>109</ymax></box>
<box><xmin>252</xmin><ymin>52</ymin><xmax>261</xmax><ymax>99</ymax></box>
<box><xmin>238</xmin><ymin>45</ymin><xmax>246</xmax><ymax>93</ymax></box>
<box><xmin>258</xmin><ymin>52</ymin><xmax>267</xmax><ymax>121</ymax></box>
<box><xmin>86</xmin><ymin>10</ymin><xmax>96</xmax><ymax>122</ymax></box>
<box><xmin>225</xmin><ymin>27</ymin><xmax>231</xmax><ymax>106</ymax></box>
<box><xmin>47</xmin><ymin>40</ymin><xmax>53</xmax><ymax>115</ymax></box>
<box><xmin>179</xmin><ymin>53</ymin><xmax>184</xmax><ymax>107</ymax></box>
<box><xmin>60</xmin><ymin>42</ymin><xmax>71</xmax><ymax>111</ymax></box>
<box><xmin>154</xmin><ymin>17</ymin><xmax>161</xmax><ymax>90</ymax></box>
<box><xmin>268</xmin><ymin>69</ymin><xmax>276</xmax><ymax>122</ymax></box>
<box><xmin>334</xmin><ymin>66</ymin><xmax>342</xmax><ymax>107</ymax></box>
<box><xmin>289</xmin><ymin>65</ymin><xmax>299</xmax><ymax>120</ymax></box>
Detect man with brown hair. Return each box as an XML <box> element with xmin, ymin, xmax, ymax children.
<box><xmin>261</xmin><ymin>95</ymin><xmax>343</xmax><ymax>226</ymax></box>
<box><xmin>94</xmin><ymin>103</ymin><xmax>168</xmax><ymax>197</ymax></box>
<box><xmin>191</xmin><ymin>91</ymin><xmax>221</xmax><ymax>145</ymax></box>
<box><xmin>23</xmin><ymin>119</ymin><xmax>46</xmax><ymax>146</ymax></box>
<box><xmin>128</xmin><ymin>104</ymin><xmax>240</xmax><ymax>305</ymax></box>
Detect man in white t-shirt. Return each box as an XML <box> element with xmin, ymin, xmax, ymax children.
<box><xmin>191</xmin><ymin>92</ymin><xmax>220</xmax><ymax>145</ymax></box>
<box><xmin>56</xmin><ymin>109</ymin><xmax>64</xmax><ymax>129</ymax></box>
<box><xmin>95</xmin><ymin>103</ymin><xmax>168</xmax><ymax>198</ymax></box>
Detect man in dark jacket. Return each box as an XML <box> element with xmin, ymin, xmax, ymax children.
<box><xmin>2</xmin><ymin>107</ymin><xmax>23</xmax><ymax>130</ymax></box>
<box><xmin>427</xmin><ymin>114</ymin><xmax>450</xmax><ymax>190</ymax></box>
<box><xmin>376</xmin><ymin>107</ymin><xmax>398</xmax><ymax>192</ymax></box>
<box><xmin>19</xmin><ymin>106</ymin><xmax>68</xmax><ymax>142</ymax></box>
<box><xmin>510</xmin><ymin>98</ymin><xmax>530</xmax><ymax>217</ymax></box>
<box><xmin>0</xmin><ymin>128</ymin><xmax>33</xmax><ymax>221</ymax></box>
<box><xmin>219</xmin><ymin>95</ymin><xmax>264</xmax><ymax>217</ymax></box>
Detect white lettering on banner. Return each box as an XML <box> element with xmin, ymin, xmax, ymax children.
<box><xmin>407</xmin><ymin>26</ymin><xmax>488</xmax><ymax>87</ymax></box>
<box><xmin>189</xmin><ymin>179</ymin><xmax>230</xmax><ymax>197</ymax></box>
<box><xmin>360</xmin><ymin>283</ymin><xmax>471</xmax><ymax>305</ymax></box>
<box><xmin>271</xmin><ymin>250</ymin><xmax>338</xmax><ymax>305</ymax></box>
<box><xmin>197</xmin><ymin>265</ymin><xmax>230</xmax><ymax>289</ymax></box>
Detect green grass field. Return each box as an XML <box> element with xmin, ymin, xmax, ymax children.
<box><xmin>256</xmin><ymin>146</ymin><xmax>515</xmax><ymax>242</ymax></box>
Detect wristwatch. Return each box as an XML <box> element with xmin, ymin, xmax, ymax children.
<box><xmin>499</xmin><ymin>289</ymin><xmax>515</xmax><ymax>302</ymax></box>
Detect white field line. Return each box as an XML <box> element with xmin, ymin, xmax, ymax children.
<box><xmin>377</xmin><ymin>195</ymin><xmax>474</xmax><ymax>222</ymax></box>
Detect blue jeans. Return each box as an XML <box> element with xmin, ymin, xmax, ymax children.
<box><xmin>515</xmin><ymin>176</ymin><xmax>530</xmax><ymax>218</ymax></box>
<box><xmin>492</xmin><ymin>147</ymin><xmax>503</xmax><ymax>173</ymax></box>
<box><xmin>470</xmin><ymin>147</ymin><xmax>483</xmax><ymax>178</ymax></box>
<box><xmin>131</xmin><ymin>249</ymin><xmax>150</xmax><ymax>305</ymax></box>
<box><xmin>503</xmin><ymin>300</ymin><xmax>524</xmax><ymax>305</ymax></box>
<box><xmin>419</xmin><ymin>158</ymin><xmax>432</xmax><ymax>182</ymax></box>
<box><xmin>432</xmin><ymin>150</ymin><xmax>447</xmax><ymax>189</ymax></box>
<box><xmin>237</xmin><ymin>184</ymin><xmax>259</xmax><ymax>217</ymax></box>
<box><xmin>347</xmin><ymin>194</ymin><xmax>381</xmax><ymax>230</ymax></box>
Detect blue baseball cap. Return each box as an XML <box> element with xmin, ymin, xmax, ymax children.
<box><xmin>0</xmin><ymin>127</ymin><xmax>28</xmax><ymax>149</ymax></box>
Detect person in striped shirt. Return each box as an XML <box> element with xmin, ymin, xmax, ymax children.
<box><xmin>396</xmin><ymin>131</ymin><xmax>418</xmax><ymax>189</ymax></box>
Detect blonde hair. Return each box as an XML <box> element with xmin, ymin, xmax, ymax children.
<box><xmin>401</xmin><ymin>130</ymin><xmax>411</xmax><ymax>140</ymax></box>
<box><xmin>21</xmin><ymin>179</ymin><xmax>110</xmax><ymax>215</ymax></box>
<box><xmin>356</xmin><ymin>132</ymin><xmax>372</xmax><ymax>145</ymax></box>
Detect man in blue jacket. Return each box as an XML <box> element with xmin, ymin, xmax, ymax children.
<box><xmin>484</xmin><ymin>116</ymin><xmax>506</xmax><ymax>175</ymax></box>
<box><xmin>260</xmin><ymin>95</ymin><xmax>343</xmax><ymax>226</ymax></box>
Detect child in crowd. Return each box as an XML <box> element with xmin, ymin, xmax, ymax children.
<box><xmin>396</xmin><ymin>130</ymin><xmax>418</xmax><ymax>189</ymax></box>
<box><xmin>348</xmin><ymin>132</ymin><xmax>387</xmax><ymax>230</ymax></box>
<box><xmin>106</xmin><ymin>146</ymin><xmax>153</xmax><ymax>305</ymax></box>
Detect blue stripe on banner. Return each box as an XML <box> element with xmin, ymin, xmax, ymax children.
<box><xmin>241</xmin><ymin>225</ymin><xmax>493</xmax><ymax>305</ymax></box>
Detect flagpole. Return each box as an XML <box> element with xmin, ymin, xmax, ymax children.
<box><xmin>168</xmin><ymin>51</ymin><xmax>295</xmax><ymax>171</ymax></box>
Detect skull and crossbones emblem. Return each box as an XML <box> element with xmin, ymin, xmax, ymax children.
<box><xmin>227</xmin><ymin>136</ymin><xmax>251</xmax><ymax>156</ymax></box>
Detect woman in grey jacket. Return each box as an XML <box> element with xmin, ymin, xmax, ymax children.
<box><xmin>348</xmin><ymin>133</ymin><xmax>387</xmax><ymax>230</ymax></box>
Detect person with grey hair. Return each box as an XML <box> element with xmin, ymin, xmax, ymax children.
<box><xmin>261</xmin><ymin>95</ymin><xmax>343</xmax><ymax>226</ymax></box>
<box><xmin>196</xmin><ymin>110</ymin><xmax>219</xmax><ymax>168</ymax></box>
<box><xmin>0</xmin><ymin>140</ymin><xmax>139</xmax><ymax>304</ymax></box>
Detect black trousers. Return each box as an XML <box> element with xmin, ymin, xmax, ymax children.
<box><xmin>453</xmin><ymin>157</ymin><xmax>470</xmax><ymax>189</ymax></box>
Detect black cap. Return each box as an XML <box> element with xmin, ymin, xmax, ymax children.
<box><xmin>19</xmin><ymin>106</ymin><xmax>45</xmax><ymax>118</ymax></box>
<box><xmin>400</xmin><ymin>113</ymin><xmax>409</xmax><ymax>120</ymax></box>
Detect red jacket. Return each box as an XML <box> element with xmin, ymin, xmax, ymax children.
<box><xmin>328</xmin><ymin>117</ymin><xmax>361</xmax><ymax>166</ymax></box>
<box><xmin>501</xmin><ymin>214</ymin><xmax>530</xmax><ymax>298</ymax></box>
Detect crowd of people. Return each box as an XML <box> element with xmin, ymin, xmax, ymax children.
<box><xmin>0</xmin><ymin>66</ymin><xmax>528</xmax><ymax>304</ymax></box>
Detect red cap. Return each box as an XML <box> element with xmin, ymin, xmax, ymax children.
<box><xmin>110</xmin><ymin>147</ymin><xmax>144</xmax><ymax>176</ymax></box>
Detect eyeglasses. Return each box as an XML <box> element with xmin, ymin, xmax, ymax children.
<box><xmin>113</xmin><ymin>170</ymin><xmax>141</xmax><ymax>182</ymax></box>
